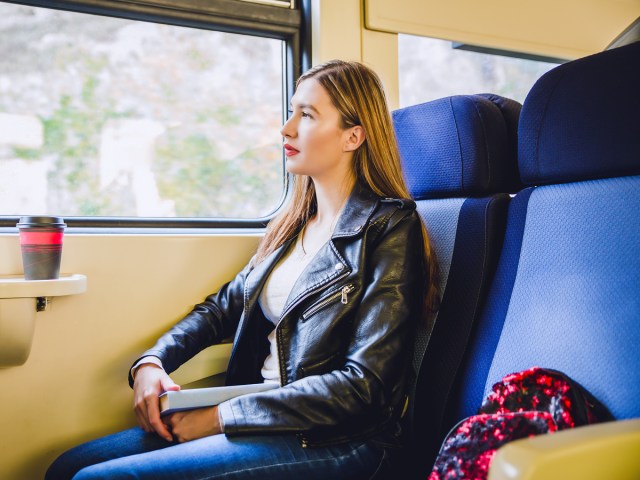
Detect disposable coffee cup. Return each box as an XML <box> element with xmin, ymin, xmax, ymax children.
<box><xmin>17</xmin><ymin>216</ymin><xmax>66</xmax><ymax>280</ymax></box>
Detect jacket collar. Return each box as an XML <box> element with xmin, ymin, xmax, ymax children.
<box><xmin>243</xmin><ymin>182</ymin><xmax>381</xmax><ymax>322</ymax></box>
<box><xmin>332</xmin><ymin>181</ymin><xmax>380</xmax><ymax>239</ymax></box>
<box><xmin>249</xmin><ymin>181</ymin><xmax>380</xmax><ymax>276</ymax></box>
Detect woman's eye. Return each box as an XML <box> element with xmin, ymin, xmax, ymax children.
<box><xmin>287</xmin><ymin>107</ymin><xmax>312</xmax><ymax>119</ymax></box>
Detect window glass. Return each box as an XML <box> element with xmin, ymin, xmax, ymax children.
<box><xmin>399</xmin><ymin>34</ymin><xmax>558</xmax><ymax>107</ymax></box>
<box><xmin>0</xmin><ymin>4</ymin><xmax>285</xmax><ymax>218</ymax></box>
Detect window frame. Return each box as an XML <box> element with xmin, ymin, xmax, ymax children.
<box><xmin>0</xmin><ymin>0</ymin><xmax>309</xmax><ymax>229</ymax></box>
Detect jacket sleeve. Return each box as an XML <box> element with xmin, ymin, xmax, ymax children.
<box><xmin>218</xmin><ymin>208</ymin><xmax>426</xmax><ymax>438</ymax></box>
<box><xmin>128</xmin><ymin>260</ymin><xmax>252</xmax><ymax>387</ymax></box>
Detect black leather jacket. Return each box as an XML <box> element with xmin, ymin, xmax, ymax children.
<box><xmin>132</xmin><ymin>182</ymin><xmax>426</xmax><ymax>447</ymax></box>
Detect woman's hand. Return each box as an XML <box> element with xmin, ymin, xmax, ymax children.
<box><xmin>133</xmin><ymin>364</ymin><xmax>180</xmax><ymax>442</ymax></box>
<box><xmin>163</xmin><ymin>405</ymin><xmax>222</xmax><ymax>443</ymax></box>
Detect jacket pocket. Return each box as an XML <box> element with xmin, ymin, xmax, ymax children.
<box><xmin>301</xmin><ymin>284</ymin><xmax>355</xmax><ymax>322</ymax></box>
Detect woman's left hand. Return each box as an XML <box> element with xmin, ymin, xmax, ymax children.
<box><xmin>163</xmin><ymin>405</ymin><xmax>222</xmax><ymax>443</ymax></box>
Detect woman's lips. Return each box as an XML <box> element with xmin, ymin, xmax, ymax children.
<box><xmin>284</xmin><ymin>144</ymin><xmax>300</xmax><ymax>156</ymax></box>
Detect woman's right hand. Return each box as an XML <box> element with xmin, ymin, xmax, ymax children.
<box><xmin>133</xmin><ymin>364</ymin><xmax>180</xmax><ymax>442</ymax></box>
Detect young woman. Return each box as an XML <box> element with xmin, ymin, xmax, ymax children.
<box><xmin>47</xmin><ymin>60</ymin><xmax>437</xmax><ymax>480</ymax></box>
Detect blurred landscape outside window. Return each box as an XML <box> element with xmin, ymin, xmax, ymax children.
<box><xmin>0</xmin><ymin>4</ymin><xmax>285</xmax><ymax>219</ymax></box>
<box><xmin>399</xmin><ymin>34</ymin><xmax>558</xmax><ymax>107</ymax></box>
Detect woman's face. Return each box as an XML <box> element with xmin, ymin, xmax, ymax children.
<box><xmin>280</xmin><ymin>78</ymin><xmax>355</xmax><ymax>182</ymax></box>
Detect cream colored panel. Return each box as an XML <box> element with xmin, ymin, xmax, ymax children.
<box><xmin>489</xmin><ymin>419</ymin><xmax>640</xmax><ymax>479</ymax></box>
<box><xmin>362</xmin><ymin>29</ymin><xmax>399</xmax><ymax>110</ymax></box>
<box><xmin>0</xmin><ymin>232</ymin><xmax>260</xmax><ymax>480</ymax></box>
<box><xmin>311</xmin><ymin>0</ymin><xmax>362</xmax><ymax>63</ymax></box>
<box><xmin>365</xmin><ymin>0</ymin><xmax>640</xmax><ymax>59</ymax></box>
<box><xmin>310</xmin><ymin>0</ymin><xmax>399</xmax><ymax>111</ymax></box>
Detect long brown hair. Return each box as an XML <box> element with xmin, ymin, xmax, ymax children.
<box><xmin>255</xmin><ymin>60</ymin><xmax>438</xmax><ymax>312</ymax></box>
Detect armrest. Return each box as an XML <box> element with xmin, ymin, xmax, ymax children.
<box><xmin>488</xmin><ymin>418</ymin><xmax>640</xmax><ymax>480</ymax></box>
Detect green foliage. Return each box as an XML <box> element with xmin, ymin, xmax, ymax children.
<box><xmin>11</xmin><ymin>147</ymin><xmax>40</xmax><ymax>160</ymax></box>
<box><xmin>154</xmin><ymin>128</ymin><xmax>283</xmax><ymax>218</ymax></box>
<box><xmin>26</xmin><ymin>54</ymin><xmax>139</xmax><ymax>216</ymax></box>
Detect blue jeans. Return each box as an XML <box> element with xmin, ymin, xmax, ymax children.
<box><xmin>46</xmin><ymin>427</ymin><xmax>386</xmax><ymax>480</ymax></box>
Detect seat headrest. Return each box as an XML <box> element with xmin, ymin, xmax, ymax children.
<box><xmin>393</xmin><ymin>94</ymin><xmax>522</xmax><ymax>200</ymax></box>
<box><xmin>519</xmin><ymin>41</ymin><xmax>640</xmax><ymax>185</ymax></box>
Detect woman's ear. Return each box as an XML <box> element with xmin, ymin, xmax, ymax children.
<box><xmin>343</xmin><ymin>125</ymin><xmax>365</xmax><ymax>152</ymax></box>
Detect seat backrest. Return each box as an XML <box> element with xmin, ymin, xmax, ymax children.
<box><xmin>449</xmin><ymin>41</ymin><xmax>640</xmax><ymax>443</ymax></box>
<box><xmin>392</xmin><ymin>93</ymin><xmax>522</xmax><ymax>478</ymax></box>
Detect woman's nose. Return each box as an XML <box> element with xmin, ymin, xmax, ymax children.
<box><xmin>280</xmin><ymin>115</ymin><xmax>295</xmax><ymax>138</ymax></box>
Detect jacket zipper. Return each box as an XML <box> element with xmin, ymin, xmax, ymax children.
<box><xmin>302</xmin><ymin>284</ymin><xmax>355</xmax><ymax>321</ymax></box>
<box><xmin>276</xmin><ymin>269</ymin><xmax>350</xmax><ymax>383</ymax></box>
<box><xmin>280</xmin><ymin>269</ymin><xmax>350</xmax><ymax>320</ymax></box>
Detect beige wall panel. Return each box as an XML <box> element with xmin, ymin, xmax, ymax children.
<box><xmin>365</xmin><ymin>0</ymin><xmax>640</xmax><ymax>59</ymax></box>
<box><xmin>0</xmin><ymin>233</ymin><xmax>260</xmax><ymax>479</ymax></box>
<box><xmin>311</xmin><ymin>0</ymin><xmax>400</xmax><ymax>112</ymax></box>
<box><xmin>311</xmin><ymin>0</ymin><xmax>362</xmax><ymax>63</ymax></box>
<box><xmin>362</xmin><ymin>28</ymin><xmax>399</xmax><ymax>110</ymax></box>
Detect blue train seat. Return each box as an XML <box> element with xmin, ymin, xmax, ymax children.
<box><xmin>443</xmin><ymin>41</ymin><xmax>640</xmax><ymax>476</ymax></box>
<box><xmin>392</xmin><ymin>93</ymin><xmax>522</xmax><ymax>477</ymax></box>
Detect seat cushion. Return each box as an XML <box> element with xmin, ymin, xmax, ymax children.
<box><xmin>406</xmin><ymin>194</ymin><xmax>510</xmax><ymax>479</ymax></box>
<box><xmin>483</xmin><ymin>176</ymin><xmax>640</xmax><ymax>420</ymax></box>
<box><xmin>454</xmin><ymin>176</ymin><xmax>640</xmax><ymax>422</ymax></box>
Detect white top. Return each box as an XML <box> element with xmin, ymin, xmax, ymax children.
<box><xmin>258</xmin><ymin>232</ymin><xmax>326</xmax><ymax>384</ymax></box>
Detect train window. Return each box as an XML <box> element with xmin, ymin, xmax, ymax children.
<box><xmin>0</xmin><ymin>2</ymin><xmax>295</xmax><ymax>223</ymax></box>
<box><xmin>399</xmin><ymin>34</ymin><xmax>559</xmax><ymax>107</ymax></box>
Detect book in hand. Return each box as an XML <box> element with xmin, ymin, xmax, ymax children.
<box><xmin>159</xmin><ymin>382</ymin><xmax>279</xmax><ymax>415</ymax></box>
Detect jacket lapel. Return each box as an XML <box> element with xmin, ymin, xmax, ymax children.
<box><xmin>243</xmin><ymin>237</ymin><xmax>295</xmax><ymax>318</ymax></box>
<box><xmin>332</xmin><ymin>181</ymin><xmax>379</xmax><ymax>239</ymax></box>
<box><xmin>280</xmin><ymin>182</ymin><xmax>380</xmax><ymax>319</ymax></box>
<box><xmin>280</xmin><ymin>242</ymin><xmax>350</xmax><ymax>319</ymax></box>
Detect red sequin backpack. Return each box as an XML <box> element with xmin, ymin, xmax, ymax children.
<box><xmin>429</xmin><ymin>367</ymin><xmax>613</xmax><ymax>479</ymax></box>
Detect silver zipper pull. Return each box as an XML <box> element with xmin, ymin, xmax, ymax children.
<box><xmin>341</xmin><ymin>285</ymin><xmax>351</xmax><ymax>304</ymax></box>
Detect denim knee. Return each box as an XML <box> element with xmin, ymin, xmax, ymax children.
<box><xmin>45</xmin><ymin>449</ymin><xmax>84</xmax><ymax>480</ymax></box>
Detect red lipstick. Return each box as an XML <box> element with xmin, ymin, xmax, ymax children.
<box><xmin>284</xmin><ymin>144</ymin><xmax>300</xmax><ymax>156</ymax></box>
